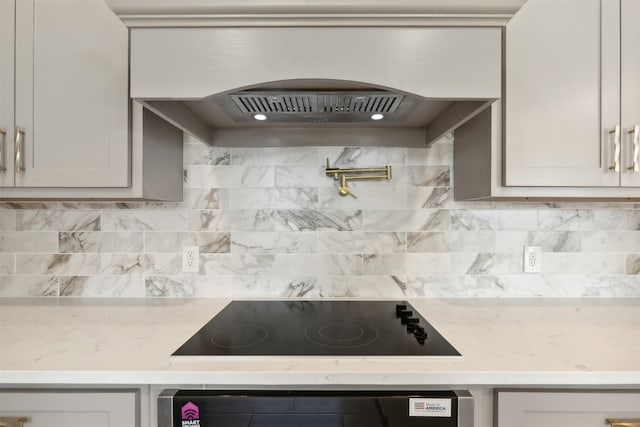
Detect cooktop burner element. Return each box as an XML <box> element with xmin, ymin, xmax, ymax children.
<box><xmin>304</xmin><ymin>319</ymin><xmax>379</xmax><ymax>349</ymax></box>
<box><xmin>173</xmin><ymin>300</ymin><xmax>461</xmax><ymax>357</ymax></box>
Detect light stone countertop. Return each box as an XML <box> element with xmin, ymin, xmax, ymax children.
<box><xmin>0</xmin><ymin>298</ymin><xmax>639</xmax><ymax>386</ymax></box>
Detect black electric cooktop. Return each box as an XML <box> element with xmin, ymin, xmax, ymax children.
<box><xmin>173</xmin><ymin>300</ymin><xmax>461</xmax><ymax>357</ymax></box>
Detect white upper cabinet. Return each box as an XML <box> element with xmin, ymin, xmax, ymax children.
<box><xmin>454</xmin><ymin>0</ymin><xmax>640</xmax><ymax>200</ymax></box>
<box><xmin>0</xmin><ymin>1</ymin><xmax>15</xmax><ymax>187</ymax></box>
<box><xmin>621</xmin><ymin>0</ymin><xmax>640</xmax><ymax>186</ymax></box>
<box><xmin>1</xmin><ymin>0</ymin><xmax>129</xmax><ymax>189</ymax></box>
<box><xmin>503</xmin><ymin>0</ymin><xmax>640</xmax><ymax>188</ymax></box>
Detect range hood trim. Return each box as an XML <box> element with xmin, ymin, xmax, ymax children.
<box><xmin>106</xmin><ymin>0</ymin><xmax>527</xmax><ymax>27</ymax></box>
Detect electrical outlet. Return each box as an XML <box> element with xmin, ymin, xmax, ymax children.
<box><xmin>182</xmin><ymin>246</ymin><xmax>200</xmax><ymax>273</ymax></box>
<box><xmin>523</xmin><ymin>246</ymin><xmax>542</xmax><ymax>273</ymax></box>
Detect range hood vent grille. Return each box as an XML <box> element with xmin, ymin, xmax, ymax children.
<box><xmin>230</xmin><ymin>92</ymin><xmax>404</xmax><ymax>115</ymax></box>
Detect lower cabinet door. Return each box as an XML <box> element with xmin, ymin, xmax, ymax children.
<box><xmin>0</xmin><ymin>389</ymin><xmax>139</xmax><ymax>427</ymax></box>
<box><xmin>495</xmin><ymin>389</ymin><xmax>640</xmax><ymax>427</ymax></box>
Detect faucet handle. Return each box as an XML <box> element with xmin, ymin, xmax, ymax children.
<box><xmin>338</xmin><ymin>175</ymin><xmax>357</xmax><ymax>198</ymax></box>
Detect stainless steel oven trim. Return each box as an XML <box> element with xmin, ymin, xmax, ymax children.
<box><xmin>158</xmin><ymin>389</ymin><xmax>177</xmax><ymax>427</ymax></box>
<box><xmin>455</xmin><ymin>389</ymin><xmax>474</xmax><ymax>427</ymax></box>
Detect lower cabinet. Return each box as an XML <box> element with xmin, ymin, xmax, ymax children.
<box><xmin>495</xmin><ymin>389</ymin><xmax>640</xmax><ymax>427</ymax></box>
<box><xmin>0</xmin><ymin>389</ymin><xmax>139</xmax><ymax>427</ymax></box>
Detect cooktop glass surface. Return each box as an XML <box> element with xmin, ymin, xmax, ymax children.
<box><xmin>173</xmin><ymin>300</ymin><xmax>461</xmax><ymax>356</ymax></box>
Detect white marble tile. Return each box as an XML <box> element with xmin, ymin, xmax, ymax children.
<box><xmin>16</xmin><ymin>254</ymin><xmax>100</xmax><ymax>275</ymax></box>
<box><xmin>231</xmin><ymin>147</ymin><xmax>317</xmax><ymax>165</ymax></box>
<box><xmin>550</xmin><ymin>275</ymin><xmax>640</xmax><ymax>297</ymax></box>
<box><xmin>627</xmin><ymin>210</ymin><xmax>640</xmax><ymax>230</ymax></box>
<box><xmin>0</xmin><ymin>210</ymin><xmax>16</xmax><ymax>230</ymax></box>
<box><xmin>101</xmin><ymin>211</ymin><xmax>187</xmax><ymax>232</ymax></box>
<box><xmin>0</xmin><ymin>232</ymin><xmax>58</xmax><ymax>253</ymax></box>
<box><xmin>316</xmin><ymin>275</ymin><xmax>406</xmax><ymax>298</ymax></box>
<box><xmin>183</xmin><ymin>188</ymin><xmax>228</xmax><ymax>209</ymax></box>
<box><xmin>184</xmin><ymin>142</ymin><xmax>230</xmax><ymax>166</ymax></box>
<box><xmin>318</xmin><ymin>187</ymin><xmax>406</xmax><ymax>210</ymax></box>
<box><xmin>0</xmin><ymin>275</ymin><xmax>58</xmax><ymax>297</ymax></box>
<box><xmin>406</xmin><ymin>274</ymin><xmax>562</xmax><ymax>297</ymax></box>
<box><xmin>232</xmin><ymin>276</ymin><xmax>318</xmax><ymax>298</ymax></box>
<box><xmin>407</xmin><ymin>231</ymin><xmax>495</xmax><ymax>253</ymax></box>
<box><xmin>450</xmin><ymin>210</ymin><xmax>537</xmax><ymax>231</ymax></box>
<box><xmin>272</xmin><ymin>210</ymin><xmax>361</xmax><ymax>231</ymax></box>
<box><xmin>406</xmin><ymin>187</ymin><xmax>451</xmax><ymax>209</ymax></box>
<box><xmin>185</xmin><ymin>165</ymin><xmax>274</xmax><ymax>188</ymax></box>
<box><xmin>450</xmin><ymin>253</ymin><xmax>523</xmax><ymax>274</ymax></box>
<box><xmin>542</xmin><ymin>253</ymin><xmax>624</xmax><ymax>274</ymax></box>
<box><xmin>201</xmin><ymin>254</ymin><xmax>276</xmax><ymax>275</ymax></box>
<box><xmin>538</xmin><ymin>209</ymin><xmax>581</xmax><ymax>231</ymax></box>
<box><xmin>275</xmin><ymin>166</ymin><xmax>326</xmax><ymax>188</ymax></box>
<box><xmin>581</xmin><ymin>231</ymin><xmax>640</xmax><ymax>252</ymax></box>
<box><xmin>625</xmin><ymin>254</ymin><xmax>640</xmax><ymax>274</ymax></box>
<box><xmin>0</xmin><ymin>254</ymin><xmax>14</xmax><ymax>274</ymax></box>
<box><xmin>145</xmin><ymin>275</ymin><xmax>232</xmax><ymax>297</ymax></box>
<box><xmin>100</xmin><ymin>253</ymin><xmax>182</xmax><ymax>275</ymax></box>
<box><xmin>16</xmin><ymin>211</ymin><xmax>100</xmax><ymax>231</ymax></box>
<box><xmin>407</xmin><ymin>137</ymin><xmax>453</xmax><ymax>165</ymax></box>
<box><xmin>231</xmin><ymin>232</ymin><xmax>317</xmax><ymax>254</ymax></box>
<box><xmin>144</xmin><ymin>232</ymin><xmax>230</xmax><ymax>253</ymax></box>
<box><xmin>192</xmin><ymin>209</ymin><xmax>360</xmax><ymax>232</ymax></box>
<box><xmin>363</xmin><ymin>253</ymin><xmax>451</xmax><ymax>275</ymax></box>
<box><xmin>318</xmin><ymin>232</ymin><xmax>406</xmax><ymax>253</ymax></box>
<box><xmin>273</xmin><ymin>254</ymin><xmax>363</xmax><ymax>275</ymax></box>
<box><xmin>363</xmin><ymin>210</ymin><xmax>449</xmax><ymax>232</ymax></box>
<box><xmin>495</xmin><ymin>231</ymin><xmax>581</xmax><ymax>252</ymax></box>
<box><xmin>230</xmin><ymin>188</ymin><xmax>318</xmax><ymax>209</ymax></box>
<box><xmin>578</xmin><ymin>209</ymin><xmax>627</xmax><ymax>231</ymax></box>
<box><xmin>401</xmin><ymin>165</ymin><xmax>450</xmax><ymax>187</ymax></box>
<box><xmin>495</xmin><ymin>210</ymin><xmax>539</xmax><ymax>230</ymax></box>
<box><xmin>319</xmin><ymin>147</ymin><xmax>406</xmax><ymax>166</ymax></box>
<box><xmin>60</xmin><ymin>276</ymin><xmax>145</xmax><ymax>297</ymax></box>
<box><xmin>189</xmin><ymin>210</ymin><xmax>278</xmax><ymax>232</ymax></box>
<box><xmin>59</xmin><ymin>231</ymin><xmax>143</xmax><ymax>253</ymax></box>
<box><xmin>405</xmin><ymin>275</ymin><xmax>467</xmax><ymax>297</ymax></box>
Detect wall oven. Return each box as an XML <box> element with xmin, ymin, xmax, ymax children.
<box><xmin>158</xmin><ymin>389</ymin><xmax>473</xmax><ymax>427</ymax></box>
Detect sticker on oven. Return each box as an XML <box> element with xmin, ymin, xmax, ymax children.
<box><xmin>409</xmin><ymin>398</ymin><xmax>452</xmax><ymax>417</ymax></box>
<box><xmin>181</xmin><ymin>401</ymin><xmax>201</xmax><ymax>427</ymax></box>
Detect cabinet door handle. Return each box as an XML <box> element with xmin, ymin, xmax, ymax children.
<box><xmin>0</xmin><ymin>127</ymin><xmax>6</xmax><ymax>172</ymax></box>
<box><xmin>607</xmin><ymin>419</ymin><xmax>640</xmax><ymax>427</ymax></box>
<box><xmin>628</xmin><ymin>125</ymin><xmax>640</xmax><ymax>172</ymax></box>
<box><xmin>0</xmin><ymin>417</ymin><xmax>30</xmax><ymax>427</ymax></box>
<box><xmin>609</xmin><ymin>125</ymin><xmax>621</xmax><ymax>172</ymax></box>
<box><xmin>14</xmin><ymin>126</ymin><xmax>25</xmax><ymax>172</ymax></box>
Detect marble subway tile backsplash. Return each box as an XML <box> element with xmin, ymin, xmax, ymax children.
<box><xmin>1</xmin><ymin>133</ymin><xmax>640</xmax><ymax>298</ymax></box>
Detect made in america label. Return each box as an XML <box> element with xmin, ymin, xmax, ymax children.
<box><xmin>408</xmin><ymin>398</ymin><xmax>452</xmax><ymax>417</ymax></box>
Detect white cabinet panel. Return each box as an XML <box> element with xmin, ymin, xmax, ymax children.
<box><xmin>496</xmin><ymin>389</ymin><xmax>640</xmax><ymax>427</ymax></box>
<box><xmin>0</xmin><ymin>0</ymin><xmax>15</xmax><ymax>187</ymax></box>
<box><xmin>13</xmin><ymin>0</ymin><xmax>129</xmax><ymax>188</ymax></box>
<box><xmin>504</xmin><ymin>0</ymin><xmax>620</xmax><ymax>187</ymax></box>
<box><xmin>621</xmin><ymin>0</ymin><xmax>640</xmax><ymax>187</ymax></box>
<box><xmin>0</xmin><ymin>389</ymin><xmax>139</xmax><ymax>427</ymax></box>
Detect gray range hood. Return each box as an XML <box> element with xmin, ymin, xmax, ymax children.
<box><xmin>122</xmin><ymin>2</ymin><xmax>525</xmax><ymax>147</ymax></box>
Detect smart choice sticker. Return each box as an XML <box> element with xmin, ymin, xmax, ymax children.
<box><xmin>409</xmin><ymin>398</ymin><xmax>452</xmax><ymax>417</ymax></box>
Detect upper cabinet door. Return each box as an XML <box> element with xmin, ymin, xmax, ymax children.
<box><xmin>503</xmin><ymin>0</ymin><xmax>621</xmax><ymax>187</ymax></box>
<box><xmin>14</xmin><ymin>0</ymin><xmax>129</xmax><ymax>188</ymax></box>
<box><xmin>0</xmin><ymin>0</ymin><xmax>15</xmax><ymax>187</ymax></box>
<box><xmin>621</xmin><ymin>0</ymin><xmax>640</xmax><ymax>186</ymax></box>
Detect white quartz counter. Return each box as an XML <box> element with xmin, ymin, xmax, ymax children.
<box><xmin>1</xmin><ymin>298</ymin><xmax>639</xmax><ymax>386</ymax></box>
